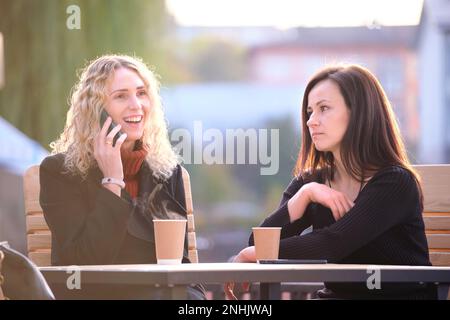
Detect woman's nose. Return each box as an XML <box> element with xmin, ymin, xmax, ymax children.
<box><xmin>128</xmin><ymin>95</ymin><xmax>142</xmax><ymax>109</ymax></box>
<box><xmin>306</xmin><ymin>113</ymin><xmax>319</xmax><ymax>127</ymax></box>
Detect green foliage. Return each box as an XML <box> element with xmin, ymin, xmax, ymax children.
<box><xmin>0</xmin><ymin>0</ymin><xmax>169</xmax><ymax>148</ymax></box>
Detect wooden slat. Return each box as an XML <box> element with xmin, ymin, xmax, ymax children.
<box><xmin>424</xmin><ymin>216</ymin><xmax>450</xmax><ymax>230</ymax></box>
<box><xmin>423</xmin><ymin>212</ymin><xmax>450</xmax><ymax>217</ymax></box>
<box><xmin>27</xmin><ymin>232</ymin><xmax>51</xmax><ymax>251</ymax></box>
<box><xmin>430</xmin><ymin>252</ymin><xmax>450</xmax><ymax>266</ymax></box>
<box><xmin>25</xmin><ymin>200</ymin><xmax>42</xmax><ymax>215</ymax></box>
<box><xmin>430</xmin><ymin>248</ymin><xmax>450</xmax><ymax>252</ymax></box>
<box><xmin>23</xmin><ymin>165</ymin><xmax>42</xmax><ymax>214</ymax></box>
<box><xmin>415</xmin><ymin>165</ymin><xmax>450</xmax><ymax>268</ymax></box>
<box><xmin>426</xmin><ymin>230</ymin><xmax>450</xmax><ymax>234</ymax></box>
<box><xmin>188</xmin><ymin>249</ymin><xmax>198</xmax><ymax>264</ymax></box>
<box><xmin>187</xmin><ymin>231</ymin><xmax>197</xmax><ymax>250</ymax></box>
<box><xmin>26</xmin><ymin>214</ymin><xmax>50</xmax><ymax>233</ymax></box>
<box><xmin>180</xmin><ymin>167</ymin><xmax>193</xmax><ymax>215</ymax></box>
<box><xmin>180</xmin><ymin>166</ymin><xmax>198</xmax><ymax>262</ymax></box>
<box><xmin>426</xmin><ymin>234</ymin><xmax>450</xmax><ymax>249</ymax></box>
<box><xmin>28</xmin><ymin>251</ymin><xmax>51</xmax><ymax>267</ymax></box>
<box><xmin>415</xmin><ymin>165</ymin><xmax>450</xmax><ymax>212</ymax></box>
<box><xmin>187</xmin><ymin>214</ymin><xmax>195</xmax><ymax>232</ymax></box>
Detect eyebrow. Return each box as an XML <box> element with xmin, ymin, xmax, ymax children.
<box><xmin>307</xmin><ymin>99</ymin><xmax>330</xmax><ymax>110</ymax></box>
<box><xmin>110</xmin><ymin>86</ymin><xmax>146</xmax><ymax>95</ymax></box>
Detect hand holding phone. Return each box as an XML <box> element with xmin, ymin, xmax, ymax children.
<box><xmin>100</xmin><ymin>109</ymin><xmax>123</xmax><ymax>147</ymax></box>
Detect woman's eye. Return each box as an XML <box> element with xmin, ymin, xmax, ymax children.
<box><xmin>320</xmin><ymin>105</ymin><xmax>329</xmax><ymax>112</ymax></box>
<box><xmin>138</xmin><ymin>90</ymin><xmax>147</xmax><ymax>97</ymax></box>
<box><xmin>116</xmin><ymin>94</ymin><xmax>126</xmax><ymax>99</ymax></box>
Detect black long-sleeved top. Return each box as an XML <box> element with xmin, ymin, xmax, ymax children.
<box><xmin>250</xmin><ymin>166</ymin><xmax>437</xmax><ymax>299</ymax></box>
<box><xmin>39</xmin><ymin>153</ymin><xmax>205</xmax><ymax>299</ymax></box>
<box><xmin>40</xmin><ymin>153</ymin><xmax>189</xmax><ymax>266</ymax></box>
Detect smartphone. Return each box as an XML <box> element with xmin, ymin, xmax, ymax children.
<box><xmin>100</xmin><ymin>109</ymin><xmax>123</xmax><ymax>147</ymax></box>
<box><xmin>258</xmin><ymin>259</ymin><xmax>327</xmax><ymax>264</ymax></box>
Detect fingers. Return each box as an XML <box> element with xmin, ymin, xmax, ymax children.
<box><xmin>343</xmin><ymin>197</ymin><xmax>354</xmax><ymax>213</ymax></box>
<box><xmin>330</xmin><ymin>202</ymin><xmax>340</xmax><ymax>221</ymax></box>
<box><xmin>346</xmin><ymin>197</ymin><xmax>355</xmax><ymax>211</ymax></box>
<box><xmin>93</xmin><ymin>133</ymin><xmax>100</xmax><ymax>158</ymax></box>
<box><xmin>106</xmin><ymin>123</ymin><xmax>122</xmax><ymax>140</ymax></box>
<box><xmin>114</xmin><ymin>132</ymin><xmax>127</xmax><ymax>148</ymax></box>
<box><xmin>100</xmin><ymin>116</ymin><xmax>112</xmax><ymax>137</ymax></box>
<box><xmin>328</xmin><ymin>195</ymin><xmax>343</xmax><ymax>221</ymax></box>
<box><xmin>224</xmin><ymin>282</ymin><xmax>238</xmax><ymax>300</ymax></box>
<box><xmin>309</xmin><ymin>183</ymin><xmax>356</xmax><ymax>221</ymax></box>
<box><xmin>103</xmin><ymin>122</ymin><xmax>128</xmax><ymax>149</ymax></box>
<box><xmin>224</xmin><ymin>281</ymin><xmax>233</xmax><ymax>295</ymax></box>
<box><xmin>334</xmin><ymin>198</ymin><xmax>346</xmax><ymax>219</ymax></box>
<box><xmin>95</xmin><ymin>116</ymin><xmax>112</xmax><ymax>155</ymax></box>
<box><xmin>330</xmin><ymin>192</ymin><xmax>355</xmax><ymax>221</ymax></box>
<box><xmin>337</xmin><ymin>193</ymin><xmax>354</xmax><ymax>214</ymax></box>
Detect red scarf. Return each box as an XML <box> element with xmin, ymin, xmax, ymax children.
<box><xmin>121</xmin><ymin>146</ymin><xmax>148</xmax><ymax>199</ymax></box>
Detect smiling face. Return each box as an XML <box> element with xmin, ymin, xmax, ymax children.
<box><xmin>104</xmin><ymin>67</ymin><xmax>151</xmax><ymax>150</ymax></box>
<box><xmin>306</xmin><ymin>79</ymin><xmax>350</xmax><ymax>156</ymax></box>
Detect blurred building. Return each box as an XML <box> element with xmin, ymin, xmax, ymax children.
<box><xmin>417</xmin><ymin>0</ymin><xmax>450</xmax><ymax>163</ymax></box>
<box><xmin>0</xmin><ymin>32</ymin><xmax>4</xmax><ymax>89</ymax></box>
<box><xmin>162</xmin><ymin>83</ymin><xmax>302</xmax><ymax>130</ymax></box>
<box><xmin>175</xmin><ymin>26</ymin><xmax>298</xmax><ymax>47</ymax></box>
<box><xmin>247</xmin><ymin>26</ymin><xmax>419</xmax><ymax>151</ymax></box>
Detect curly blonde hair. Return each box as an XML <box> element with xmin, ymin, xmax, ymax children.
<box><xmin>51</xmin><ymin>54</ymin><xmax>180</xmax><ymax>180</ymax></box>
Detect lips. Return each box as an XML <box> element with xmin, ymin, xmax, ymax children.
<box><xmin>123</xmin><ymin>115</ymin><xmax>143</xmax><ymax>123</ymax></box>
<box><xmin>311</xmin><ymin>132</ymin><xmax>324</xmax><ymax>138</ymax></box>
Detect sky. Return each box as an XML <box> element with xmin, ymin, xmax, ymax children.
<box><xmin>165</xmin><ymin>0</ymin><xmax>424</xmax><ymax>29</ymax></box>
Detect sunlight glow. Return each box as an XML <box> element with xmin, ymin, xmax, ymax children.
<box><xmin>165</xmin><ymin>0</ymin><xmax>424</xmax><ymax>28</ymax></box>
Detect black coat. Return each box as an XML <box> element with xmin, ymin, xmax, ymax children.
<box><xmin>39</xmin><ymin>153</ymin><xmax>190</xmax><ymax>266</ymax></box>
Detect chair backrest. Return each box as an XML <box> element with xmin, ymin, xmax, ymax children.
<box><xmin>180</xmin><ymin>166</ymin><xmax>199</xmax><ymax>263</ymax></box>
<box><xmin>23</xmin><ymin>165</ymin><xmax>199</xmax><ymax>266</ymax></box>
<box><xmin>414</xmin><ymin>165</ymin><xmax>450</xmax><ymax>266</ymax></box>
<box><xmin>23</xmin><ymin>166</ymin><xmax>50</xmax><ymax>266</ymax></box>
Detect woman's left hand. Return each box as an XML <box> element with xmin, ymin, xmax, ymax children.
<box><xmin>224</xmin><ymin>246</ymin><xmax>256</xmax><ymax>300</ymax></box>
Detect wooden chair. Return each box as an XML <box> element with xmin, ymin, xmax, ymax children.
<box><xmin>23</xmin><ymin>165</ymin><xmax>199</xmax><ymax>266</ymax></box>
<box><xmin>23</xmin><ymin>166</ymin><xmax>50</xmax><ymax>267</ymax></box>
<box><xmin>181</xmin><ymin>167</ymin><xmax>199</xmax><ymax>264</ymax></box>
<box><xmin>255</xmin><ymin>164</ymin><xmax>450</xmax><ymax>300</ymax></box>
<box><xmin>415</xmin><ymin>165</ymin><xmax>450</xmax><ymax>266</ymax></box>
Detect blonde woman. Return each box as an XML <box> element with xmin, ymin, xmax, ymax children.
<box><xmin>39</xmin><ymin>55</ymin><xmax>205</xmax><ymax>299</ymax></box>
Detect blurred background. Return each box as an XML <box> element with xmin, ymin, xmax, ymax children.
<box><xmin>1</xmin><ymin>0</ymin><xmax>449</xmax><ymax>261</ymax></box>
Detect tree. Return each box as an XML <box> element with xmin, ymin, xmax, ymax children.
<box><xmin>0</xmin><ymin>0</ymin><xmax>169</xmax><ymax>147</ymax></box>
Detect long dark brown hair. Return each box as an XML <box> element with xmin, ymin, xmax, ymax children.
<box><xmin>294</xmin><ymin>64</ymin><xmax>422</xmax><ymax>203</ymax></box>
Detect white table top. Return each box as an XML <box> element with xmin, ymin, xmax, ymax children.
<box><xmin>39</xmin><ymin>262</ymin><xmax>450</xmax><ymax>285</ymax></box>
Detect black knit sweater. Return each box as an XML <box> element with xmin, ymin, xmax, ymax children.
<box><xmin>249</xmin><ymin>166</ymin><xmax>437</xmax><ymax>299</ymax></box>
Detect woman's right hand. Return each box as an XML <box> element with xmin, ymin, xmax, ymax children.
<box><xmin>302</xmin><ymin>182</ymin><xmax>354</xmax><ymax>221</ymax></box>
<box><xmin>94</xmin><ymin>117</ymin><xmax>127</xmax><ymax>189</ymax></box>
